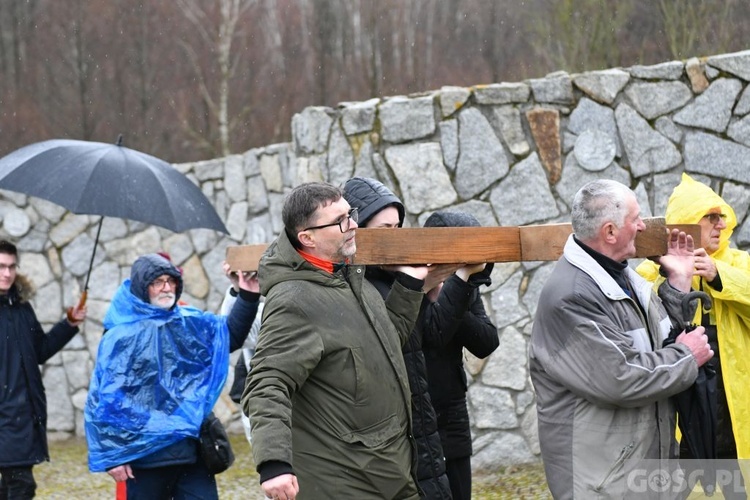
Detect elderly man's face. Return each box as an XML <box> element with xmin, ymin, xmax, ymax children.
<box><xmin>698</xmin><ymin>209</ymin><xmax>727</xmax><ymax>255</ymax></box>
<box><xmin>611</xmin><ymin>194</ymin><xmax>646</xmax><ymax>261</ymax></box>
<box><xmin>301</xmin><ymin>198</ymin><xmax>358</xmax><ymax>262</ymax></box>
<box><xmin>148</xmin><ymin>274</ymin><xmax>178</xmax><ymax>309</ymax></box>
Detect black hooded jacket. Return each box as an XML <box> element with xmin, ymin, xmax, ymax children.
<box><xmin>421</xmin><ymin>211</ymin><xmax>499</xmax><ymax>460</ymax></box>
<box><xmin>345</xmin><ymin>178</ymin><xmax>452</xmax><ymax>499</ymax></box>
<box><xmin>0</xmin><ymin>275</ymin><xmax>79</xmax><ymax>467</ymax></box>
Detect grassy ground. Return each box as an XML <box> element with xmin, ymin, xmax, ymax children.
<box><xmin>34</xmin><ymin>435</ymin><xmax>551</xmax><ymax>499</ymax></box>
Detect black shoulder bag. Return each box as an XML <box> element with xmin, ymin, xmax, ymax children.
<box><xmin>199</xmin><ymin>412</ymin><xmax>235</xmax><ymax>474</ymax></box>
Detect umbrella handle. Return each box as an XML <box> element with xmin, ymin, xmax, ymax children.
<box><xmin>66</xmin><ymin>290</ymin><xmax>88</xmax><ymax>323</ymax></box>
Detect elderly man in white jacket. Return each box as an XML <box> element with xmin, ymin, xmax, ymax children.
<box><xmin>529</xmin><ymin>179</ymin><xmax>713</xmax><ymax>499</ymax></box>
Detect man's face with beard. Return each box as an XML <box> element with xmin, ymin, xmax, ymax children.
<box><xmin>148</xmin><ymin>274</ymin><xmax>178</xmax><ymax>309</ymax></box>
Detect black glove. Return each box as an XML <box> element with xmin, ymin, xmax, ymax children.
<box><xmin>468</xmin><ymin>262</ymin><xmax>493</xmax><ymax>287</ymax></box>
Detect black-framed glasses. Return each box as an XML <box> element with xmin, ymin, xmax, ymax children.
<box><xmin>303</xmin><ymin>207</ymin><xmax>359</xmax><ymax>233</ymax></box>
<box><xmin>702</xmin><ymin>213</ymin><xmax>727</xmax><ymax>225</ymax></box>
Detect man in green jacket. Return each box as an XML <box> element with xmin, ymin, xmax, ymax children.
<box><xmin>243</xmin><ymin>182</ymin><xmax>428</xmax><ymax>500</ymax></box>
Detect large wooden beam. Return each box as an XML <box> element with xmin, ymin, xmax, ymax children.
<box><xmin>225</xmin><ymin>218</ymin><xmax>701</xmax><ymax>271</ymax></box>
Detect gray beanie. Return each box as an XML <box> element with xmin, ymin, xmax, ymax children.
<box><xmin>424</xmin><ymin>210</ymin><xmax>480</xmax><ymax>228</ymax></box>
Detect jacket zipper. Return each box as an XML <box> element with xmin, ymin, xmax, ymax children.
<box><xmin>595</xmin><ymin>441</ymin><xmax>635</xmax><ymax>491</ymax></box>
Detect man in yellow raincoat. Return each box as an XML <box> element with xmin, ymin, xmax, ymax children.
<box><xmin>637</xmin><ymin>173</ymin><xmax>749</xmax><ymax>497</ymax></box>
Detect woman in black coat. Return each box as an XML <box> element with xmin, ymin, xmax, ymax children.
<box><xmin>419</xmin><ymin>211</ymin><xmax>499</xmax><ymax>500</ymax></box>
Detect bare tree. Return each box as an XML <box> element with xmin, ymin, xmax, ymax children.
<box><xmin>531</xmin><ymin>0</ymin><xmax>633</xmax><ymax>73</ymax></box>
<box><xmin>0</xmin><ymin>0</ymin><xmax>40</xmax><ymax>92</ymax></box>
<box><xmin>659</xmin><ymin>0</ymin><xmax>738</xmax><ymax>59</ymax></box>
<box><xmin>176</xmin><ymin>0</ymin><xmax>255</xmax><ymax>157</ymax></box>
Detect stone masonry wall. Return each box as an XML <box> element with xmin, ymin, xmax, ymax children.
<box><xmin>3</xmin><ymin>49</ymin><xmax>750</xmax><ymax>470</ymax></box>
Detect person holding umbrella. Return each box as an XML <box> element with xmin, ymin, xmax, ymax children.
<box><xmin>0</xmin><ymin>239</ymin><xmax>87</xmax><ymax>499</ymax></box>
<box><xmin>638</xmin><ymin>173</ymin><xmax>750</xmax><ymax>497</ymax></box>
<box><xmin>529</xmin><ymin>179</ymin><xmax>713</xmax><ymax>498</ymax></box>
<box><xmin>84</xmin><ymin>254</ymin><xmax>260</xmax><ymax>499</ymax></box>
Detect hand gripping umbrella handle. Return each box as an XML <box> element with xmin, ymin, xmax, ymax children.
<box><xmin>66</xmin><ymin>290</ymin><xmax>87</xmax><ymax>323</ymax></box>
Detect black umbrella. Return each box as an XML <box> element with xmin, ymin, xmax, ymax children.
<box><xmin>0</xmin><ymin>137</ymin><xmax>228</xmax><ymax>308</ymax></box>
<box><xmin>663</xmin><ymin>291</ymin><xmax>717</xmax><ymax>495</ymax></box>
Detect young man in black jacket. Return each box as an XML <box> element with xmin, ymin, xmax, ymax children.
<box><xmin>0</xmin><ymin>240</ymin><xmax>86</xmax><ymax>499</ymax></box>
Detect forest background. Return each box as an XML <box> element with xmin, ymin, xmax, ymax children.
<box><xmin>1</xmin><ymin>0</ymin><xmax>747</xmax><ymax>163</ymax></box>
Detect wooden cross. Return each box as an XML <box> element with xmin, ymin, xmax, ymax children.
<box><xmin>225</xmin><ymin>218</ymin><xmax>700</xmax><ymax>271</ymax></box>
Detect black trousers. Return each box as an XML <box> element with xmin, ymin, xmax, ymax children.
<box><xmin>445</xmin><ymin>456</ymin><xmax>471</xmax><ymax>500</ymax></box>
<box><xmin>0</xmin><ymin>467</ymin><xmax>36</xmax><ymax>500</ymax></box>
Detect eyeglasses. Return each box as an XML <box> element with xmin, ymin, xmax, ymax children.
<box><xmin>702</xmin><ymin>213</ymin><xmax>727</xmax><ymax>225</ymax></box>
<box><xmin>0</xmin><ymin>263</ymin><xmax>18</xmax><ymax>272</ymax></box>
<box><xmin>149</xmin><ymin>277</ymin><xmax>178</xmax><ymax>290</ymax></box>
<box><xmin>302</xmin><ymin>207</ymin><xmax>359</xmax><ymax>233</ymax></box>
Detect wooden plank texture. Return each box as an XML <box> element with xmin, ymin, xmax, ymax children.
<box><xmin>353</xmin><ymin>226</ymin><xmax>521</xmax><ymax>265</ymax></box>
<box><xmin>519</xmin><ymin>218</ymin><xmax>701</xmax><ymax>261</ymax></box>
<box><xmin>225</xmin><ymin>218</ymin><xmax>702</xmax><ymax>270</ymax></box>
<box><xmin>225</xmin><ymin>244</ymin><xmax>267</xmax><ymax>272</ymax></box>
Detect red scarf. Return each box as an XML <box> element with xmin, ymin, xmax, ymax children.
<box><xmin>298</xmin><ymin>249</ymin><xmax>336</xmax><ymax>273</ymax></box>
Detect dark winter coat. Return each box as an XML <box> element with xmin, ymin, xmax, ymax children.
<box><xmin>0</xmin><ymin>275</ymin><xmax>79</xmax><ymax>467</ymax></box>
<box><xmin>367</xmin><ymin>266</ymin><xmax>452</xmax><ymax>499</ymax></box>
<box><xmin>421</xmin><ymin>274</ymin><xmax>499</xmax><ymax>460</ymax></box>
<box><xmin>245</xmin><ymin>230</ymin><xmax>423</xmax><ymax>499</ymax></box>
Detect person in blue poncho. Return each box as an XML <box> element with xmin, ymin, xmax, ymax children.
<box><xmin>84</xmin><ymin>253</ymin><xmax>259</xmax><ymax>500</ymax></box>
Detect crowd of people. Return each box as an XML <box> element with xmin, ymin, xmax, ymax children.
<box><xmin>2</xmin><ymin>173</ymin><xmax>748</xmax><ymax>499</ymax></box>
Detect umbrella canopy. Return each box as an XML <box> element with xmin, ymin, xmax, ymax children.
<box><xmin>0</xmin><ymin>138</ymin><xmax>228</xmax><ymax>234</ymax></box>
<box><xmin>0</xmin><ymin>138</ymin><xmax>229</xmax><ymax>299</ymax></box>
<box><xmin>664</xmin><ymin>291</ymin><xmax>717</xmax><ymax>495</ymax></box>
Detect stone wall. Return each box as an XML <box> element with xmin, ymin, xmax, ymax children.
<box><xmin>3</xmin><ymin>49</ymin><xmax>750</xmax><ymax>470</ymax></box>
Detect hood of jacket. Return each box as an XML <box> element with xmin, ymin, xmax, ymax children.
<box><xmin>1</xmin><ymin>274</ymin><xmax>35</xmax><ymax>304</ymax></box>
<box><xmin>343</xmin><ymin>177</ymin><xmax>405</xmax><ymax>227</ymax></box>
<box><xmin>129</xmin><ymin>253</ymin><xmax>184</xmax><ymax>306</ymax></box>
<box><xmin>665</xmin><ymin>173</ymin><xmax>736</xmax><ymax>255</ymax></box>
<box><xmin>638</xmin><ymin>173</ymin><xmax>737</xmax><ymax>282</ymax></box>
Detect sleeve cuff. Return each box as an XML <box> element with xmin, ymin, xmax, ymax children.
<box><xmin>258</xmin><ymin>460</ymin><xmax>295</xmax><ymax>483</ymax></box>
<box><xmin>707</xmin><ymin>273</ymin><xmax>723</xmax><ymax>292</ymax></box>
<box><xmin>238</xmin><ymin>289</ymin><xmax>260</xmax><ymax>302</ymax></box>
<box><xmin>394</xmin><ymin>272</ymin><xmax>424</xmax><ymax>291</ymax></box>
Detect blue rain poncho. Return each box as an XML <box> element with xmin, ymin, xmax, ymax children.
<box><xmin>85</xmin><ymin>279</ymin><xmax>229</xmax><ymax>472</ymax></box>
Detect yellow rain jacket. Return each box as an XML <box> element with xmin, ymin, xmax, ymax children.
<box><xmin>637</xmin><ymin>173</ymin><xmax>750</xmax><ymax>460</ymax></box>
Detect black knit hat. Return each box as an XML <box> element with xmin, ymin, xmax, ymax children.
<box><xmin>130</xmin><ymin>253</ymin><xmax>184</xmax><ymax>306</ymax></box>
<box><xmin>343</xmin><ymin>177</ymin><xmax>405</xmax><ymax>227</ymax></box>
<box><xmin>424</xmin><ymin>210</ymin><xmax>480</xmax><ymax>228</ymax></box>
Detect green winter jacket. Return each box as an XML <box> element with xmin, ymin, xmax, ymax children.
<box><xmin>243</xmin><ymin>230</ymin><xmax>423</xmax><ymax>499</ymax></box>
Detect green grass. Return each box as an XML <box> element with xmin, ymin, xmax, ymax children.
<box><xmin>35</xmin><ymin>434</ymin><xmax>262</xmax><ymax>499</ymax></box>
<box><xmin>34</xmin><ymin>435</ymin><xmax>549</xmax><ymax>499</ymax></box>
